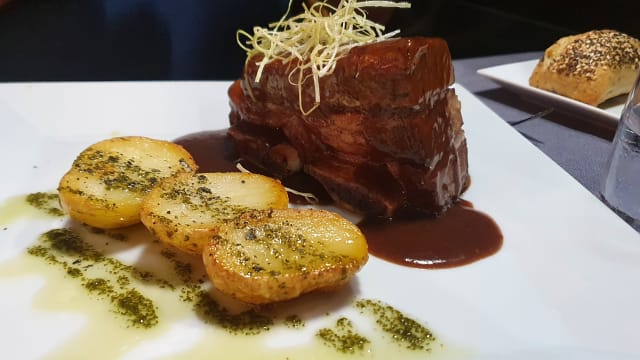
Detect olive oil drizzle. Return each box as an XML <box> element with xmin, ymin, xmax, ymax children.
<box><xmin>26</xmin><ymin>226</ymin><xmax>277</xmax><ymax>334</ymax></box>
<box><xmin>316</xmin><ymin>317</ymin><xmax>371</xmax><ymax>354</ymax></box>
<box><xmin>28</xmin><ymin>228</ymin><xmax>160</xmax><ymax>328</ymax></box>
<box><xmin>25</xmin><ymin>192</ymin><xmax>65</xmax><ymax>217</ymax></box>
<box><xmin>356</xmin><ymin>299</ymin><xmax>437</xmax><ymax>351</ymax></box>
<box><xmin>12</xmin><ymin>191</ymin><xmax>443</xmax><ymax>356</ymax></box>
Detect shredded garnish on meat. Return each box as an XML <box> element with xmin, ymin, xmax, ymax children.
<box><xmin>236</xmin><ymin>0</ymin><xmax>410</xmax><ymax>114</ymax></box>
<box><xmin>235</xmin><ymin>163</ymin><xmax>319</xmax><ymax>204</ymax></box>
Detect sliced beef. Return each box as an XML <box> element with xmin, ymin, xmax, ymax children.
<box><xmin>227</xmin><ymin>37</ymin><xmax>469</xmax><ymax>218</ymax></box>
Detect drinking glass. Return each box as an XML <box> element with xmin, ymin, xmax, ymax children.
<box><xmin>601</xmin><ymin>72</ymin><xmax>640</xmax><ymax>229</ymax></box>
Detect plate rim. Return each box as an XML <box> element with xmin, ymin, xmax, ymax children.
<box><xmin>477</xmin><ymin>59</ymin><xmax>622</xmax><ymax>128</ymax></box>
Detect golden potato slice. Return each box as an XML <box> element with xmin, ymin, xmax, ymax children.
<box><xmin>58</xmin><ymin>136</ymin><xmax>197</xmax><ymax>229</ymax></box>
<box><xmin>203</xmin><ymin>208</ymin><xmax>368</xmax><ymax>304</ymax></box>
<box><xmin>140</xmin><ymin>172</ymin><xmax>289</xmax><ymax>254</ymax></box>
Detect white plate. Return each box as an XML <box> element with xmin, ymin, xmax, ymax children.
<box><xmin>477</xmin><ymin>59</ymin><xmax>627</xmax><ymax>128</ymax></box>
<box><xmin>1</xmin><ymin>81</ymin><xmax>639</xmax><ymax>359</ymax></box>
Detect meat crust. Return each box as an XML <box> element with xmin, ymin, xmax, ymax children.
<box><xmin>228</xmin><ymin>37</ymin><xmax>469</xmax><ymax>218</ymax></box>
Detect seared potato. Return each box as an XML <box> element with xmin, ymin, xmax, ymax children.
<box><xmin>203</xmin><ymin>208</ymin><xmax>368</xmax><ymax>304</ymax></box>
<box><xmin>58</xmin><ymin>136</ymin><xmax>197</xmax><ymax>229</ymax></box>
<box><xmin>140</xmin><ymin>172</ymin><xmax>289</xmax><ymax>254</ymax></box>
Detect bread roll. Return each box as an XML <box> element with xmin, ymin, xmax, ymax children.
<box><xmin>529</xmin><ymin>29</ymin><xmax>640</xmax><ymax>106</ymax></box>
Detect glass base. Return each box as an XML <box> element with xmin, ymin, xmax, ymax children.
<box><xmin>600</xmin><ymin>194</ymin><xmax>640</xmax><ymax>232</ymax></box>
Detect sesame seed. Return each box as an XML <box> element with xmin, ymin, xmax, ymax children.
<box><xmin>548</xmin><ymin>30</ymin><xmax>640</xmax><ymax>80</ymax></box>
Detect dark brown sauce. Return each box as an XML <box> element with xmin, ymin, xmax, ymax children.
<box><xmin>174</xmin><ymin>131</ymin><xmax>503</xmax><ymax>269</ymax></box>
<box><xmin>359</xmin><ymin>200</ymin><xmax>503</xmax><ymax>269</ymax></box>
<box><xmin>174</xmin><ymin>130</ymin><xmax>239</xmax><ymax>173</ymax></box>
<box><xmin>174</xmin><ymin>130</ymin><xmax>332</xmax><ymax>204</ymax></box>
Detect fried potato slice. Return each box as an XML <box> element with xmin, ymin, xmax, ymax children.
<box><xmin>58</xmin><ymin>136</ymin><xmax>197</xmax><ymax>229</ymax></box>
<box><xmin>140</xmin><ymin>172</ymin><xmax>289</xmax><ymax>254</ymax></box>
<box><xmin>203</xmin><ymin>208</ymin><xmax>368</xmax><ymax>304</ymax></box>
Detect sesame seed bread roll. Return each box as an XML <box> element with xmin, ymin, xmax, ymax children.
<box><xmin>529</xmin><ymin>29</ymin><xmax>640</xmax><ymax>106</ymax></box>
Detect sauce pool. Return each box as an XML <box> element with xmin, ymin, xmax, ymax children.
<box><xmin>174</xmin><ymin>130</ymin><xmax>333</xmax><ymax>205</ymax></box>
<box><xmin>174</xmin><ymin>130</ymin><xmax>239</xmax><ymax>173</ymax></box>
<box><xmin>174</xmin><ymin>130</ymin><xmax>503</xmax><ymax>269</ymax></box>
<box><xmin>359</xmin><ymin>201</ymin><xmax>503</xmax><ymax>269</ymax></box>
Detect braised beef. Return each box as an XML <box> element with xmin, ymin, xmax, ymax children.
<box><xmin>227</xmin><ymin>37</ymin><xmax>469</xmax><ymax>218</ymax></box>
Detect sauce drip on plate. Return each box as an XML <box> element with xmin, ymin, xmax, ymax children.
<box><xmin>359</xmin><ymin>200</ymin><xmax>503</xmax><ymax>269</ymax></box>
<box><xmin>174</xmin><ymin>131</ymin><xmax>503</xmax><ymax>269</ymax></box>
<box><xmin>174</xmin><ymin>130</ymin><xmax>332</xmax><ymax>204</ymax></box>
<box><xmin>174</xmin><ymin>130</ymin><xmax>239</xmax><ymax>173</ymax></box>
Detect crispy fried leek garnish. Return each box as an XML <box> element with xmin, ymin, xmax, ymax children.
<box><xmin>237</xmin><ymin>0</ymin><xmax>411</xmax><ymax>114</ymax></box>
<box><xmin>236</xmin><ymin>162</ymin><xmax>319</xmax><ymax>204</ymax></box>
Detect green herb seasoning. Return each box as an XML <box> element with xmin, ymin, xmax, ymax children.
<box><xmin>28</xmin><ymin>227</ymin><xmax>279</xmax><ymax>334</ymax></box>
<box><xmin>84</xmin><ymin>277</ymin><xmax>114</xmax><ymax>296</ymax></box>
<box><xmin>316</xmin><ymin>317</ymin><xmax>369</xmax><ymax>354</ymax></box>
<box><xmin>27</xmin><ymin>228</ymin><xmax>159</xmax><ymax>328</ymax></box>
<box><xmin>160</xmin><ymin>248</ymin><xmax>204</xmax><ymax>302</ymax></box>
<box><xmin>355</xmin><ymin>299</ymin><xmax>436</xmax><ymax>351</ymax></box>
<box><xmin>85</xmin><ymin>225</ymin><xmax>128</xmax><ymax>242</ymax></box>
<box><xmin>24</xmin><ymin>227</ymin><xmax>438</xmax><ymax>354</ymax></box>
<box><xmin>284</xmin><ymin>314</ymin><xmax>305</xmax><ymax>329</ymax></box>
<box><xmin>25</xmin><ymin>192</ymin><xmax>64</xmax><ymax>216</ymax></box>
<box><xmin>160</xmin><ymin>177</ymin><xmax>248</xmax><ymax>220</ymax></box>
<box><xmin>114</xmin><ymin>289</ymin><xmax>159</xmax><ymax>328</ymax></box>
<box><xmin>160</xmin><ymin>249</ymin><xmax>193</xmax><ymax>283</ymax></box>
<box><xmin>41</xmin><ymin>228</ymin><xmax>101</xmax><ymax>261</ymax></box>
<box><xmin>194</xmin><ymin>290</ymin><xmax>273</xmax><ymax>335</ymax></box>
<box><xmin>72</xmin><ymin>149</ymin><xmax>160</xmax><ymax>194</ymax></box>
<box><xmin>220</xmin><ymin>219</ymin><xmax>352</xmax><ymax>277</ymax></box>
